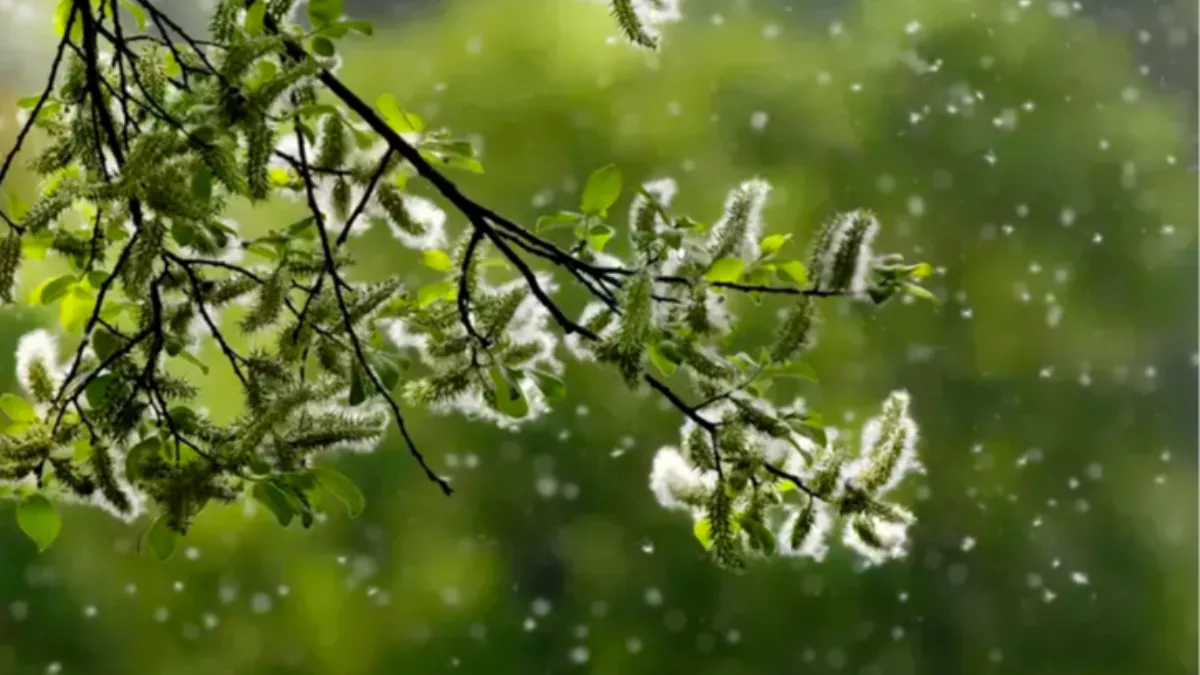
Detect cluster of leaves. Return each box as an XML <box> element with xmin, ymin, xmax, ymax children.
<box><xmin>0</xmin><ymin>0</ymin><xmax>934</xmax><ymax>568</ymax></box>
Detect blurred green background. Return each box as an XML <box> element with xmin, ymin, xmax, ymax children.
<box><xmin>0</xmin><ymin>0</ymin><xmax>1196</xmax><ymax>673</ymax></box>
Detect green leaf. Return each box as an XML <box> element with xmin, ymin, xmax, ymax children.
<box><xmin>530</xmin><ymin>369</ymin><xmax>566</xmax><ymax>402</ymax></box>
<box><xmin>374</xmin><ymin>93</ymin><xmax>424</xmax><ymax>133</ymax></box>
<box><xmin>706</xmin><ymin>257</ymin><xmax>745</xmax><ymax>284</ymax></box>
<box><xmin>759</xmin><ymin>234</ymin><xmax>791</xmax><ymax>257</ymax></box>
<box><xmin>776</xmin><ymin>260</ymin><xmax>808</xmax><ymax>287</ymax></box>
<box><xmin>253</xmin><ymin>481</ymin><xmax>295</xmax><ymax>527</ymax></box>
<box><xmin>162</xmin><ymin>51</ymin><xmax>181</xmax><ymax>78</ymax></box>
<box><xmin>420</xmin><ymin>249</ymin><xmax>453</xmax><ymax>273</ymax></box>
<box><xmin>535</xmin><ymin>212</ymin><xmax>582</xmax><ymax>233</ymax></box>
<box><xmin>306</xmin><ymin>0</ymin><xmax>343</xmax><ymax>28</ymax></box>
<box><xmin>693</xmin><ymin>517</ymin><xmax>714</xmax><ymax>550</ymax></box>
<box><xmin>586</xmin><ymin>225</ymin><xmax>614</xmax><ymax>252</ymax></box>
<box><xmin>0</xmin><ymin>394</ymin><xmax>35</xmax><ymax>423</ymax></box>
<box><xmin>85</xmin><ymin>374</ymin><xmax>119</xmax><ymax>408</ymax></box>
<box><xmin>909</xmin><ymin>262</ymin><xmax>934</xmax><ymax>280</ymax></box>
<box><xmin>902</xmin><ymin>282</ymin><xmax>940</xmax><ymax>305</ymax></box>
<box><xmin>439</xmin><ymin>155</ymin><xmax>484</xmax><ymax>174</ymax></box>
<box><xmin>580</xmin><ymin>164</ymin><xmax>622</xmax><ymax>216</ymax></box>
<box><xmin>16</xmin><ymin>96</ymin><xmax>41</xmax><ymax>110</ymax></box>
<box><xmin>368</xmin><ymin>352</ymin><xmax>403</xmax><ymax>392</ymax></box>
<box><xmin>124</xmin><ymin>437</ymin><xmax>162</xmax><ymax>482</ymax></box>
<box><xmin>176</xmin><ymin>350</ymin><xmax>210</xmax><ymax>375</ymax></box>
<box><xmin>31</xmin><ymin>273</ymin><xmax>74</xmax><ymax>305</ymax></box>
<box><xmin>118</xmin><ymin>0</ymin><xmax>147</xmax><ymax>31</ymax></box>
<box><xmin>647</xmin><ymin>342</ymin><xmax>676</xmax><ymax>376</ymax></box>
<box><xmin>91</xmin><ymin>329</ymin><xmax>122</xmax><ymax>362</ymax></box>
<box><xmin>489</xmin><ymin>366</ymin><xmax>529</xmax><ymax>418</ymax></box>
<box><xmin>313</xmin><ymin>466</ymin><xmax>365</xmax><ymax>517</ymax></box>
<box><xmin>171</xmin><ymin>221</ymin><xmax>198</xmax><ymax>248</ymax></box>
<box><xmin>776</xmin><ymin>361</ymin><xmax>818</xmax><ymax>383</ymax></box>
<box><xmin>17</xmin><ymin>494</ymin><xmax>60</xmax><ymax>552</ymax></box>
<box><xmin>348</xmin><ymin>362</ymin><xmax>367</xmax><ymax>406</ymax></box>
<box><xmin>416</xmin><ymin>281</ymin><xmax>455</xmax><ymax>308</ymax></box>
<box><xmin>146</xmin><ymin>516</ymin><xmax>178</xmax><ymax>561</ymax></box>
<box><xmin>342</xmin><ymin>20</ymin><xmax>374</xmax><ymax>36</ymax></box>
<box><xmin>311</xmin><ymin>36</ymin><xmax>336</xmax><ymax>58</ymax></box>
<box><xmin>53</xmin><ymin>0</ymin><xmax>82</xmax><ymax>40</ymax></box>
<box><xmin>243</xmin><ymin>0</ymin><xmax>266</xmax><ymax>34</ymax></box>
<box><xmin>59</xmin><ymin>285</ymin><xmax>95</xmax><ymax>334</ymax></box>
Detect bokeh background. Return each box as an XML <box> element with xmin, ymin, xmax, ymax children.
<box><xmin>0</xmin><ymin>0</ymin><xmax>1196</xmax><ymax>673</ymax></box>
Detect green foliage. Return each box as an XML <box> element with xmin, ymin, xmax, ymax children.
<box><xmin>0</xmin><ymin>0</ymin><xmax>935</xmax><ymax>569</ymax></box>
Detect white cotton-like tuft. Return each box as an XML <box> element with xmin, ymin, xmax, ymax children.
<box><xmin>777</xmin><ymin>502</ymin><xmax>834</xmax><ymax>561</ymax></box>
<box><xmin>385</xmin><ymin>194</ymin><xmax>447</xmax><ymax>250</ymax></box>
<box><xmin>848</xmin><ymin>214</ymin><xmax>880</xmax><ymax>298</ymax></box>
<box><xmin>649</xmin><ymin>446</ymin><xmax>708</xmax><ymax>511</ymax></box>
<box><xmin>707</xmin><ymin>178</ymin><xmax>771</xmax><ymax>260</ymax></box>
<box><xmin>842</xmin><ymin>516</ymin><xmax>911</xmax><ymax>566</ymax></box>
<box><xmin>15</xmin><ymin>329</ymin><xmax>60</xmax><ymax>397</ymax></box>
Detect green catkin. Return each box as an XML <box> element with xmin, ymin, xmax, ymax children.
<box><xmin>331</xmin><ymin>177</ymin><xmax>351</xmax><ymax>222</ymax></box>
<box><xmin>609</xmin><ymin>0</ymin><xmax>659</xmax><ymax>49</ymax></box>
<box><xmin>769</xmin><ymin>295</ymin><xmax>818</xmax><ymax>363</ymax></box>
<box><xmin>376</xmin><ymin>184</ymin><xmax>424</xmax><ymax>235</ymax></box>
<box><xmin>0</xmin><ymin>230</ymin><xmax>20</xmax><ymax>303</ymax></box>
<box><xmin>244</xmin><ymin>115</ymin><xmax>274</xmax><ymax>201</ymax></box>
<box><xmin>317</xmin><ymin>115</ymin><xmax>349</xmax><ymax>170</ymax></box>
<box><xmin>826</xmin><ymin>213</ymin><xmax>873</xmax><ymax>292</ymax></box>
<box><xmin>241</xmin><ymin>269</ymin><xmax>287</xmax><ymax>333</ymax></box>
<box><xmin>122</xmin><ymin>219</ymin><xmax>165</xmax><ymax>293</ymax></box>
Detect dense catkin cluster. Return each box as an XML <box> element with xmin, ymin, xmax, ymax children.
<box><xmin>0</xmin><ymin>0</ymin><xmax>936</xmax><ymax>562</ymax></box>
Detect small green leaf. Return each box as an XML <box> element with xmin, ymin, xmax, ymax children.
<box><xmin>706</xmin><ymin>257</ymin><xmax>745</xmax><ymax>284</ymax></box>
<box><xmin>243</xmin><ymin>0</ymin><xmax>266</xmax><ymax>34</ymax></box>
<box><xmin>118</xmin><ymin>0</ymin><xmax>147</xmax><ymax>31</ymax></box>
<box><xmin>535</xmin><ymin>212</ymin><xmax>582</xmax><ymax>233</ymax></box>
<box><xmin>776</xmin><ymin>260</ymin><xmax>808</xmax><ymax>287</ymax></box>
<box><xmin>647</xmin><ymin>342</ymin><xmax>677</xmax><ymax>376</ymax></box>
<box><xmin>17</xmin><ymin>494</ymin><xmax>60</xmax><ymax>552</ymax></box>
<box><xmin>580</xmin><ymin>164</ymin><xmax>622</xmax><ymax>216</ymax></box>
<box><xmin>59</xmin><ymin>285</ymin><xmax>94</xmax><ymax>334</ymax></box>
<box><xmin>759</xmin><ymin>234</ymin><xmax>791</xmax><ymax>257</ymax></box>
<box><xmin>171</xmin><ymin>221</ymin><xmax>198</xmax><ymax>248</ymax></box>
<box><xmin>306</xmin><ymin>0</ymin><xmax>343</xmax><ymax>28</ymax></box>
<box><xmin>31</xmin><ymin>273</ymin><xmax>74</xmax><ymax>305</ymax></box>
<box><xmin>375</xmin><ymin>93</ymin><xmax>424</xmax><ymax>133</ymax></box>
<box><xmin>176</xmin><ymin>350</ymin><xmax>209</xmax><ymax>374</ymax></box>
<box><xmin>902</xmin><ymin>282</ymin><xmax>940</xmax><ymax>305</ymax></box>
<box><xmin>313</xmin><ymin>466</ymin><xmax>365</xmax><ymax>517</ymax></box>
<box><xmin>530</xmin><ymin>369</ymin><xmax>566</xmax><ymax>402</ymax></box>
<box><xmin>146</xmin><ymin>516</ymin><xmax>178</xmax><ymax>560</ymax></box>
<box><xmin>420</xmin><ymin>249</ymin><xmax>453</xmax><ymax>273</ymax></box>
<box><xmin>909</xmin><ymin>262</ymin><xmax>934</xmax><ymax>280</ymax></box>
<box><xmin>342</xmin><ymin>20</ymin><xmax>374</xmax><ymax>36</ymax></box>
<box><xmin>693</xmin><ymin>517</ymin><xmax>714</xmax><ymax>550</ymax></box>
<box><xmin>776</xmin><ymin>361</ymin><xmax>818</xmax><ymax>383</ymax></box>
<box><xmin>311</xmin><ymin>36</ymin><xmax>336</xmax><ymax>58</ymax></box>
<box><xmin>85</xmin><ymin>374</ymin><xmax>119</xmax><ymax>408</ymax></box>
<box><xmin>125</xmin><ymin>437</ymin><xmax>162</xmax><ymax>482</ymax></box>
<box><xmin>416</xmin><ymin>281</ymin><xmax>455</xmax><ymax>307</ymax></box>
<box><xmin>0</xmin><ymin>394</ymin><xmax>35</xmax><ymax>423</ymax></box>
<box><xmin>586</xmin><ymin>225</ymin><xmax>614</xmax><ymax>252</ymax></box>
<box><xmin>16</xmin><ymin>96</ymin><xmax>41</xmax><ymax>110</ymax></box>
<box><xmin>489</xmin><ymin>366</ymin><xmax>529</xmax><ymax>418</ymax></box>
<box><xmin>348</xmin><ymin>362</ymin><xmax>367</xmax><ymax>406</ymax></box>
<box><xmin>253</xmin><ymin>481</ymin><xmax>295</xmax><ymax>527</ymax></box>
<box><xmin>368</xmin><ymin>352</ymin><xmax>402</xmax><ymax>392</ymax></box>
<box><xmin>92</xmin><ymin>329</ymin><xmax>122</xmax><ymax>362</ymax></box>
<box><xmin>162</xmin><ymin>51</ymin><xmax>181</xmax><ymax>78</ymax></box>
<box><xmin>440</xmin><ymin>155</ymin><xmax>484</xmax><ymax>174</ymax></box>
